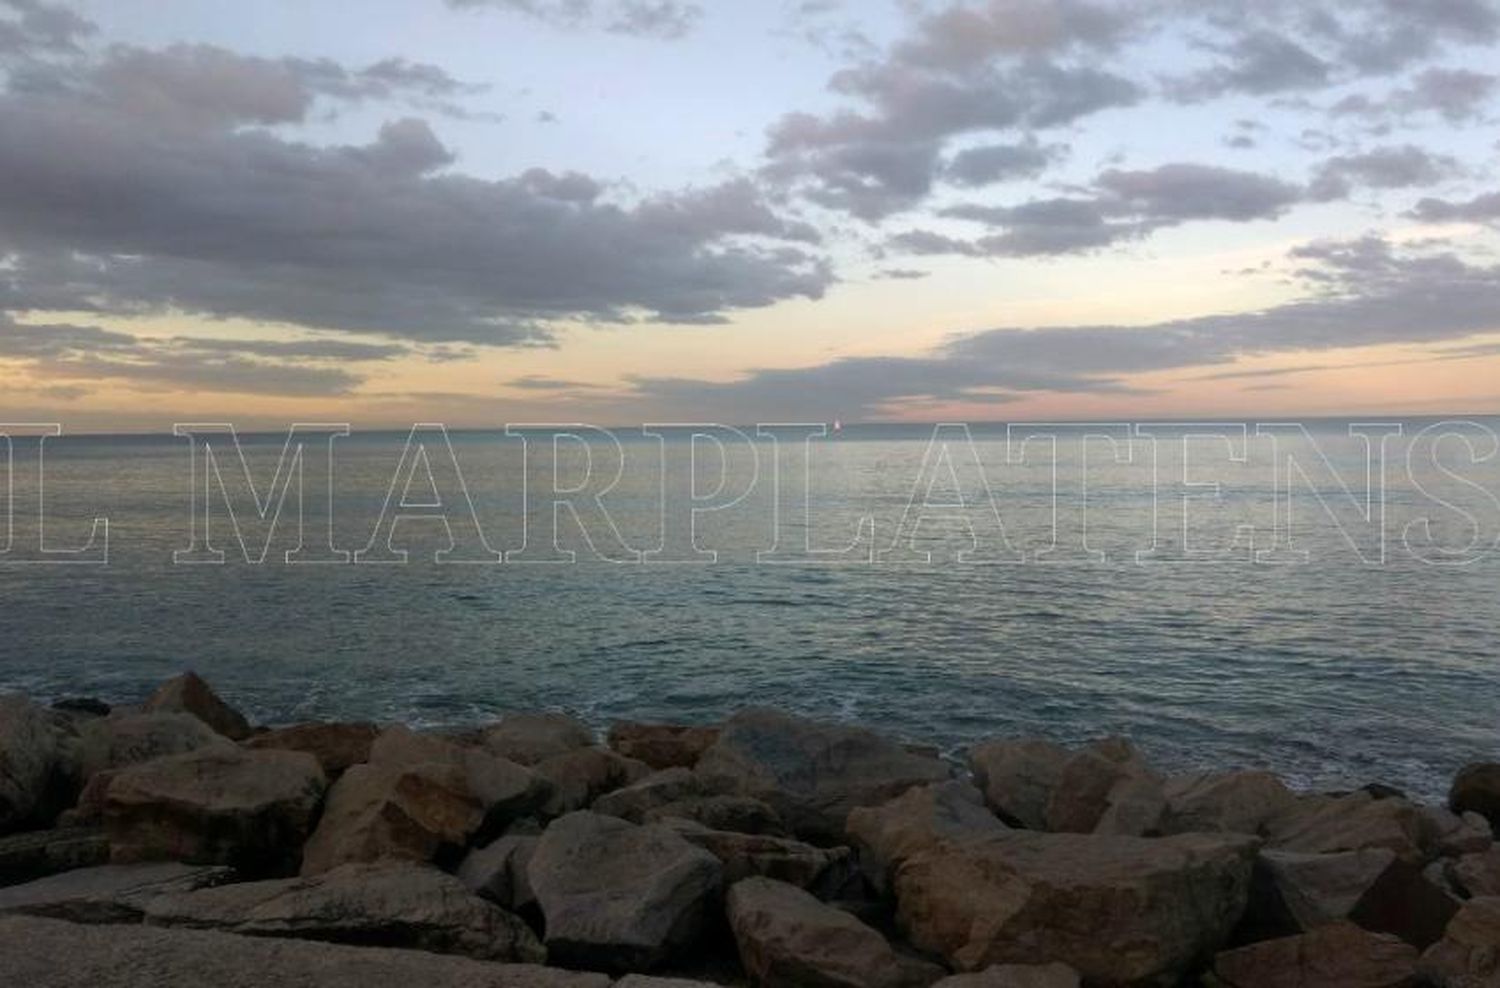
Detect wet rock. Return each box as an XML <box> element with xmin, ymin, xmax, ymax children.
<box><xmin>1451</xmin><ymin>764</ymin><xmax>1500</xmax><ymax>830</ymax></box>
<box><xmin>663</xmin><ymin>819</ymin><xmax>851</xmax><ymax>889</ymax></box>
<box><xmin>1213</xmin><ymin>921</ymin><xmax>1419</xmax><ymax>987</ymax></box>
<box><xmin>0</xmin><ymin>695</ymin><xmax>77</xmax><ymax>833</ymax></box>
<box><xmin>696</xmin><ymin>709</ymin><xmax>951</xmax><ymax>843</ymax></box>
<box><xmin>895</xmin><ymin>831</ymin><xmax>1256</xmax><ymax>985</ymax></box>
<box><xmin>1264</xmin><ymin>792</ymin><xmax>1430</xmax><ymax>864</ymax></box>
<box><xmin>142</xmin><ymin>673</ymin><xmax>252</xmax><ymax>741</ymax></box>
<box><xmin>608</xmin><ymin>723</ymin><xmax>721</xmax><ymax>771</ymax></box>
<box><xmin>0</xmin><ymin>826</ymin><xmax>109</xmax><ymax>886</ymax></box>
<box><xmin>105</xmin><ymin>747</ymin><xmax>326</xmax><ymax>874</ymax></box>
<box><xmin>1161</xmin><ymin>770</ymin><xmax>1296</xmax><ymax>836</ymax></box>
<box><xmin>527</xmin><ymin>811</ymin><xmax>721</xmax><ymax>972</ymax></box>
<box><xmin>931</xmin><ymin>964</ymin><xmax>1080</xmax><ymax>988</ymax></box>
<box><xmin>458</xmin><ymin>834</ymin><xmax>538</xmax><ymax>913</ymax></box>
<box><xmin>0</xmin><ymin>862</ymin><xmax>232</xmax><ymax>923</ymax></box>
<box><xmin>481</xmin><ymin>713</ymin><xmax>595</xmax><ymax>766</ymax></box>
<box><xmin>143</xmin><ymin>861</ymin><xmax>545</xmax><ymax>964</ymax></box>
<box><xmin>0</xmin><ymin>914</ymin><xmax>610</xmax><ymax>988</ymax></box>
<box><xmin>967</xmin><ymin>739</ymin><xmax>1071</xmax><ymax>831</ymax></box>
<box><xmin>845</xmin><ymin>781</ymin><xmax>1006</xmax><ymax>894</ymax></box>
<box><xmin>243</xmin><ymin>722</ymin><xmax>379</xmax><ymax>777</ymax></box>
<box><xmin>533</xmin><ymin>747</ymin><xmax>651</xmax><ymax>817</ymax></box>
<box><xmin>1420</xmin><ymin>895</ymin><xmax>1500</xmax><ymax>987</ymax></box>
<box><xmin>1043</xmin><ymin>740</ymin><xmax>1165</xmax><ymax>837</ymax></box>
<box><xmin>726</xmin><ymin>876</ymin><xmax>944</xmax><ymax>988</ymax></box>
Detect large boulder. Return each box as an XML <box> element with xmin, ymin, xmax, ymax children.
<box><xmin>458</xmin><ymin>834</ymin><xmax>538</xmax><ymax>913</ymax></box>
<box><xmin>1452</xmin><ymin>847</ymin><xmax>1500</xmax><ymax>898</ymax></box>
<box><xmin>527</xmin><ymin>811</ymin><xmax>721</xmax><ymax>972</ymax></box>
<box><xmin>299</xmin><ymin>761</ymin><xmax>481</xmax><ymax>875</ymax></box>
<box><xmin>1422</xmin><ymin>807</ymin><xmax>1492</xmax><ymax>858</ymax></box>
<box><xmin>533</xmin><ymin>747</ymin><xmax>651</xmax><ymax>817</ymax></box>
<box><xmin>1420</xmin><ymin>896</ymin><xmax>1500</xmax><ymax>986</ymax></box>
<box><xmin>696</xmin><ymin>709</ymin><xmax>951</xmax><ymax>843</ymax></box>
<box><xmin>895</xmin><ymin>831</ymin><xmax>1257</xmax><ymax>985</ymax></box>
<box><xmin>1213</xmin><ymin>922</ymin><xmax>1419</xmax><ymax>987</ymax></box>
<box><xmin>932</xmin><ymin>965</ymin><xmax>1079</xmax><ymax>988</ymax></box>
<box><xmin>104</xmin><ymin>747</ymin><xmax>326</xmax><ymax>874</ymax></box>
<box><xmin>845</xmin><ymin>781</ymin><xmax>1007</xmax><ymax>893</ymax></box>
<box><xmin>0</xmin><ymin>862</ymin><xmax>232</xmax><ymax>923</ymax></box>
<box><xmin>726</xmin><ymin>876</ymin><xmax>943</xmax><ymax>988</ymax></box>
<box><xmin>369</xmin><ymin>726</ymin><xmax>550</xmax><ymax>831</ymax></box>
<box><xmin>0</xmin><ymin>915</ymin><xmax>610</xmax><ymax>988</ymax></box>
<box><xmin>0</xmin><ymin>695</ymin><xmax>77</xmax><ymax>833</ymax></box>
<box><xmin>662</xmin><ymin>819</ymin><xmax>851</xmax><ymax>890</ymax></box>
<box><xmin>243</xmin><ymin>722</ymin><xmax>379</xmax><ymax>777</ymax></box>
<box><xmin>591</xmin><ymin>768</ymin><xmax>785</xmax><ymax>835</ymax></box>
<box><xmin>0</xmin><ymin>826</ymin><xmax>109</xmax><ymax>886</ymax></box>
<box><xmin>967</xmin><ymin>739</ymin><xmax>1071</xmax><ymax>831</ymax></box>
<box><xmin>141</xmin><ymin>673</ymin><xmax>252</xmax><ymax>741</ymax></box>
<box><xmin>1452</xmin><ymin>764</ymin><xmax>1500</xmax><ymax>831</ymax></box>
<box><xmin>1161</xmin><ymin>770</ymin><xmax>1296</xmax><ymax>836</ymax></box>
<box><xmin>143</xmin><ymin>861</ymin><xmax>545</xmax><ymax>964</ymax></box>
<box><xmin>607</xmin><ymin>722</ymin><xmax>720</xmax><ymax>771</ymax></box>
<box><xmin>481</xmin><ymin>713</ymin><xmax>595</xmax><ymax>766</ymax></box>
<box><xmin>1043</xmin><ymin>740</ymin><xmax>1164</xmax><ymax>837</ymax></box>
<box><xmin>72</xmin><ymin>713</ymin><xmax>231</xmax><ymax>783</ymax></box>
<box><xmin>1264</xmin><ymin>793</ymin><xmax>1431</xmax><ymax>864</ymax></box>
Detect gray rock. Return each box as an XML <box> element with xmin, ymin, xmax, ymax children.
<box><xmin>0</xmin><ymin>914</ymin><xmax>610</xmax><ymax>987</ymax></box>
<box><xmin>141</xmin><ymin>673</ymin><xmax>252</xmax><ymax>741</ymax></box>
<box><xmin>459</xmin><ymin>835</ymin><xmax>538</xmax><ymax>912</ymax></box>
<box><xmin>143</xmin><ymin>861</ymin><xmax>545</xmax><ymax>964</ymax></box>
<box><xmin>528</xmin><ymin>811</ymin><xmax>721</xmax><ymax>972</ymax></box>
<box><xmin>533</xmin><ymin>748</ymin><xmax>652</xmax><ymax>817</ymax></box>
<box><xmin>662</xmin><ymin>819</ymin><xmax>851</xmax><ymax>889</ymax></box>
<box><xmin>481</xmin><ymin>714</ymin><xmax>595</xmax><ymax>767</ymax></box>
<box><xmin>73</xmin><ymin>712</ymin><xmax>231</xmax><ymax>787</ymax></box>
<box><xmin>696</xmin><ymin>709</ymin><xmax>951</xmax><ymax>842</ymax></box>
<box><xmin>1263</xmin><ymin>792</ymin><xmax>1430</xmax><ymax>864</ymax></box>
<box><xmin>966</xmin><ymin>739</ymin><xmax>1071</xmax><ymax>831</ymax></box>
<box><xmin>591</xmin><ymin>769</ymin><xmax>783</xmax><ymax>835</ymax></box>
<box><xmin>0</xmin><ymin>695</ymin><xmax>76</xmax><ymax>833</ymax></box>
<box><xmin>0</xmin><ymin>862</ymin><xmax>232</xmax><ymax>923</ymax></box>
<box><xmin>1160</xmin><ymin>770</ymin><xmax>1295</xmax><ymax>836</ymax></box>
<box><xmin>1420</xmin><ymin>895</ymin><xmax>1500</xmax><ymax>987</ymax></box>
<box><xmin>613</xmin><ymin>978</ymin><xmax>723</xmax><ymax>988</ymax></box>
<box><xmin>606</xmin><ymin>723</ymin><xmax>720</xmax><ymax>771</ymax></box>
<box><xmin>1214</xmin><ymin>922</ymin><xmax>1418</xmax><ymax>988</ymax></box>
<box><xmin>243</xmin><ymin>723</ymin><xmax>379</xmax><ymax>777</ymax></box>
<box><xmin>590</xmin><ymin>768</ymin><xmax>701</xmax><ymax>822</ymax></box>
<box><xmin>931</xmin><ymin>964</ymin><xmax>1079</xmax><ymax>988</ymax></box>
<box><xmin>1043</xmin><ymin>740</ymin><xmax>1164</xmax><ymax>836</ymax></box>
<box><xmin>0</xmin><ymin>827</ymin><xmax>109</xmax><ymax>886</ymax></box>
<box><xmin>1451</xmin><ymin>762</ymin><xmax>1500</xmax><ymax>829</ymax></box>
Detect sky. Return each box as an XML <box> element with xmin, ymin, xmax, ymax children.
<box><xmin>2</xmin><ymin>0</ymin><xmax>1500</xmax><ymax>430</ymax></box>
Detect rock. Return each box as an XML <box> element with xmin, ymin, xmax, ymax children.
<box><xmin>1248</xmin><ymin>848</ymin><xmax>1458</xmax><ymax>948</ymax></box>
<box><xmin>1214</xmin><ymin>922</ymin><xmax>1419</xmax><ymax>987</ymax></box>
<box><xmin>1452</xmin><ymin>764</ymin><xmax>1500</xmax><ymax>830</ymax></box>
<box><xmin>614</xmin><ymin>978</ymin><xmax>723</xmax><ymax>988</ymax></box>
<box><xmin>481</xmin><ymin>713</ymin><xmax>595</xmax><ymax>766</ymax></box>
<box><xmin>642</xmin><ymin>795</ymin><xmax>785</xmax><ymax>836</ymax></box>
<box><xmin>143</xmin><ymin>861</ymin><xmax>545</xmax><ymax>964</ymax></box>
<box><xmin>607</xmin><ymin>723</ymin><xmax>720</xmax><ymax>771</ymax></box>
<box><xmin>591</xmin><ymin>768</ymin><xmax>703</xmax><ymax>821</ymax></box>
<box><xmin>243</xmin><ymin>722</ymin><xmax>379</xmax><ymax>777</ymax></box>
<box><xmin>74</xmin><ymin>712</ymin><xmax>232</xmax><ymax>783</ymax></box>
<box><xmin>1453</xmin><ymin>848</ymin><xmax>1500</xmax><ymax>898</ymax></box>
<box><xmin>370</xmin><ymin>726</ymin><xmax>550</xmax><ymax>833</ymax></box>
<box><xmin>533</xmin><ymin>747</ymin><xmax>651</xmax><ymax>817</ymax></box>
<box><xmin>845</xmin><ymin>781</ymin><xmax>1006</xmax><ymax>893</ymax></box>
<box><xmin>104</xmin><ymin>747</ymin><xmax>326</xmax><ymax>874</ymax></box>
<box><xmin>726</xmin><ymin>876</ymin><xmax>943</xmax><ymax>988</ymax></box>
<box><xmin>895</xmin><ymin>831</ymin><xmax>1256</xmax><ymax>985</ymax></box>
<box><xmin>0</xmin><ymin>862</ymin><xmax>232</xmax><ymax>922</ymax></box>
<box><xmin>1264</xmin><ymin>793</ymin><xmax>1430</xmax><ymax>864</ymax></box>
<box><xmin>1420</xmin><ymin>895</ymin><xmax>1500</xmax><ymax>987</ymax></box>
<box><xmin>696</xmin><ymin>709</ymin><xmax>951</xmax><ymax>843</ymax></box>
<box><xmin>931</xmin><ymin>964</ymin><xmax>1080</xmax><ymax>988</ymax></box>
<box><xmin>459</xmin><ymin>835</ymin><xmax>538</xmax><ymax>913</ymax></box>
<box><xmin>0</xmin><ymin>915</ymin><xmax>611</xmax><ymax>988</ymax></box>
<box><xmin>527</xmin><ymin>811</ymin><xmax>721</xmax><ymax>972</ymax></box>
<box><xmin>1043</xmin><ymin>740</ymin><xmax>1164</xmax><ymax>836</ymax></box>
<box><xmin>0</xmin><ymin>827</ymin><xmax>109</xmax><ymax>886</ymax></box>
<box><xmin>1161</xmin><ymin>770</ymin><xmax>1296</xmax><ymax>835</ymax></box>
<box><xmin>0</xmin><ymin>694</ymin><xmax>76</xmax><ymax>833</ymax></box>
<box><xmin>1422</xmin><ymin>806</ymin><xmax>1494</xmax><ymax>858</ymax></box>
<box><xmin>51</xmin><ymin>698</ymin><xmax>111</xmax><ymax>718</ymax></box>
<box><xmin>299</xmin><ymin>761</ymin><xmax>482</xmax><ymax>875</ymax></box>
<box><xmin>663</xmin><ymin>819</ymin><xmax>851</xmax><ymax>889</ymax></box>
<box><xmin>141</xmin><ymin>673</ymin><xmax>252</xmax><ymax>741</ymax></box>
<box><xmin>967</xmin><ymin>739</ymin><xmax>1071</xmax><ymax>831</ymax></box>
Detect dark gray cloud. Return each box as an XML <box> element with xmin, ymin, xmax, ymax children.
<box><xmin>1409</xmin><ymin>190</ymin><xmax>1500</xmax><ymax>224</ymax></box>
<box><xmin>945</xmin><ymin>140</ymin><xmax>1059</xmax><ymax>186</ymax></box>
<box><xmin>0</xmin><ymin>0</ymin><xmax>92</xmax><ymax>58</ymax></box>
<box><xmin>1331</xmin><ymin>67</ymin><xmax>1499</xmax><ymax>123</ymax></box>
<box><xmin>446</xmin><ymin>0</ymin><xmax>702</xmax><ymax>39</ymax></box>
<box><xmin>1170</xmin><ymin>30</ymin><xmax>1331</xmax><ymax>101</ymax></box>
<box><xmin>1309</xmin><ymin>145</ymin><xmax>1460</xmax><ymax>199</ymax></box>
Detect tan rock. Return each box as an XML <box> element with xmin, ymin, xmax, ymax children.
<box><xmin>142</xmin><ymin>673</ymin><xmax>252</xmax><ymax>741</ymax></box>
<box><xmin>932</xmin><ymin>964</ymin><xmax>1080</xmax><ymax>988</ymax></box>
<box><xmin>845</xmin><ymin>781</ymin><xmax>1006</xmax><ymax>893</ymax></box>
<box><xmin>727</xmin><ymin>876</ymin><xmax>943</xmax><ymax>988</ymax></box>
<box><xmin>1161</xmin><ymin>770</ymin><xmax>1296</xmax><ymax>835</ymax></box>
<box><xmin>74</xmin><ymin>712</ymin><xmax>231</xmax><ymax>783</ymax></box>
<box><xmin>1422</xmin><ymin>806</ymin><xmax>1493</xmax><ymax>858</ymax></box>
<box><xmin>104</xmin><ymin>747</ymin><xmax>326</xmax><ymax>874</ymax></box>
<box><xmin>696</xmin><ymin>709</ymin><xmax>951</xmax><ymax>842</ymax></box>
<box><xmin>369</xmin><ymin>725</ymin><xmax>550</xmax><ymax>831</ymax></box>
<box><xmin>1453</xmin><ymin>848</ymin><xmax>1500</xmax><ymax>898</ymax></box>
<box><xmin>607</xmin><ymin>722</ymin><xmax>720</xmax><ymax>770</ymax></box>
<box><xmin>641</xmin><ymin>795</ymin><xmax>785</xmax><ymax>835</ymax></box>
<box><xmin>0</xmin><ymin>862</ymin><xmax>232</xmax><ymax>923</ymax></box>
<box><xmin>243</xmin><ymin>722</ymin><xmax>379</xmax><ymax>776</ymax></box>
<box><xmin>481</xmin><ymin>713</ymin><xmax>595</xmax><ymax>766</ymax></box>
<box><xmin>1452</xmin><ymin>764</ymin><xmax>1500</xmax><ymax>830</ymax></box>
<box><xmin>0</xmin><ymin>914</ymin><xmax>610</xmax><ymax>988</ymax></box>
<box><xmin>459</xmin><ymin>834</ymin><xmax>538</xmax><ymax>912</ymax></box>
<box><xmin>591</xmin><ymin>768</ymin><xmax>702</xmax><ymax>821</ymax></box>
<box><xmin>967</xmin><ymin>739</ymin><xmax>1071</xmax><ymax>831</ymax></box>
<box><xmin>1043</xmin><ymin>740</ymin><xmax>1164</xmax><ymax>836</ymax></box>
<box><xmin>1420</xmin><ymin>895</ymin><xmax>1500</xmax><ymax>987</ymax></box>
<box><xmin>662</xmin><ymin>819</ymin><xmax>851</xmax><ymax>889</ymax></box>
<box><xmin>143</xmin><ymin>861</ymin><xmax>544</xmax><ymax>964</ymax></box>
<box><xmin>527</xmin><ymin>811</ymin><xmax>721</xmax><ymax>972</ymax></box>
<box><xmin>1214</xmin><ymin>921</ymin><xmax>1418</xmax><ymax>987</ymax></box>
<box><xmin>614</xmin><ymin>978</ymin><xmax>723</xmax><ymax>988</ymax></box>
<box><xmin>533</xmin><ymin>747</ymin><xmax>651</xmax><ymax>817</ymax></box>
<box><xmin>895</xmin><ymin>831</ymin><xmax>1256</xmax><ymax>985</ymax></box>
<box><xmin>1264</xmin><ymin>793</ymin><xmax>1429</xmax><ymax>864</ymax></box>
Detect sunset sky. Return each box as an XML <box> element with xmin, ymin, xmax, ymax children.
<box><xmin>3</xmin><ymin>0</ymin><xmax>1500</xmax><ymax>429</ymax></box>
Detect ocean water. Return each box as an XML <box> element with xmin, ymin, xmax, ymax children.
<box><xmin>2</xmin><ymin>419</ymin><xmax>1498</xmax><ymax>801</ymax></box>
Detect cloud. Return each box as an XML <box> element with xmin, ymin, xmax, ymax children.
<box><xmin>1170</xmin><ymin>30</ymin><xmax>1331</xmax><ymax>101</ymax></box>
<box><xmin>446</xmin><ymin>0</ymin><xmax>703</xmax><ymax>39</ymax></box>
<box><xmin>945</xmin><ymin>140</ymin><xmax>1059</xmax><ymax>186</ymax></box>
<box><xmin>1331</xmin><ymin>67</ymin><xmax>1499</xmax><ymax>123</ymax></box>
<box><xmin>0</xmin><ymin>0</ymin><xmax>93</xmax><ymax>58</ymax></box>
<box><xmin>1309</xmin><ymin>145</ymin><xmax>1460</xmax><ymax>199</ymax></box>
<box><xmin>1409</xmin><ymin>190</ymin><xmax>1500</xmax><ymax>224</ymax></box>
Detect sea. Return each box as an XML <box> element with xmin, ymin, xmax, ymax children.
<box><xmin>2</xmin><ymin>418</ymin><xmax>1497</xmax><ymax>802</ymax></box>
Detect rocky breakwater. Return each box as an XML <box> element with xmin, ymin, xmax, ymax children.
<box><xmin>2</xmin><ymin>675</ymin><xmax>1499</xmax><ymax>986</ymax></box>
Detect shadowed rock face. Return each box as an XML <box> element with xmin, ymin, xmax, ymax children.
<box><xmin>1452</xmin><ymin>763</ymin><xmax>1500</xmax><ymax>830</ymax></box>
<box><xmin>243</xmin><ymin>723</ymin><xmax>379</xmax><ymax>777</ymax></box>
<box><xmin>1420</xmin><ymin>896</ymin><xmax>1500</xmax><ymax>987</ymax></box>
<box><xmin>1214</xmin><ymin>922</ymin><xmax>1419</xmax><ymax>988</ymax></box>
<box><xmin>932</xmin><ymin>964</ymin><xmax>1080</xmax><ymax>988</ymax></box>
<box><xmin>607</xmin><ymin>723</ymin><xmax>721</xmax><ymax>771</ymax></box>
<box><xmin>0</xmin><ymin>914</ymin><xmax>611</xmax><ymax>988</ymax></box>
<box><xmin>0</xmin><ymin>862</ymin><xmax>233</xmax><ymax>923</ymax></box>
<box><xmin>896</xmin><ymin>831</ymin><xmax>1258</xmax><ymax>986</ymax></box>
<box><xmin>527</xmin><ymin>811</ymin><xmax>722</xmax><ymax>973</ymax></box>
<box><xmin>846</xmin><ymin>780</ymin><xmax>1007</xmax><ymax>893</ymax></box>
<box><xmin>0</xmin><ymin>696</ymin><xmax>79</xmax><ymax>834</ymax></box>
<box><xmin>142</xmin><ymin>673</ymin><xmax>253</xmax><ymax>742</ymax></box>
<box><xmin>696</xmin><ymin>708</ymin><xmax>952</xmax><ymax>843</ymax></box>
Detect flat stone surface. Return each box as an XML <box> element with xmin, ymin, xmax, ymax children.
<box><xmin>0</xmin><ymin>862</ymin><xmax>233</xmax><ymax>923</ymax></box>
<box><xmin>0</xmin><ymin>915</ymin><xmax>610</xmax><ymax>987</ymax></box>
<box><xmin>0</xmin><ymin>827</ymin><xmax>109</xmax><ymax>886</ymax></box>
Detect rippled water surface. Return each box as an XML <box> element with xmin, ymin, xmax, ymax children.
<box><xmin>2</xmin><ymin>420</ymin><xmax>1497</xmax><ymax>801</ymax></box>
